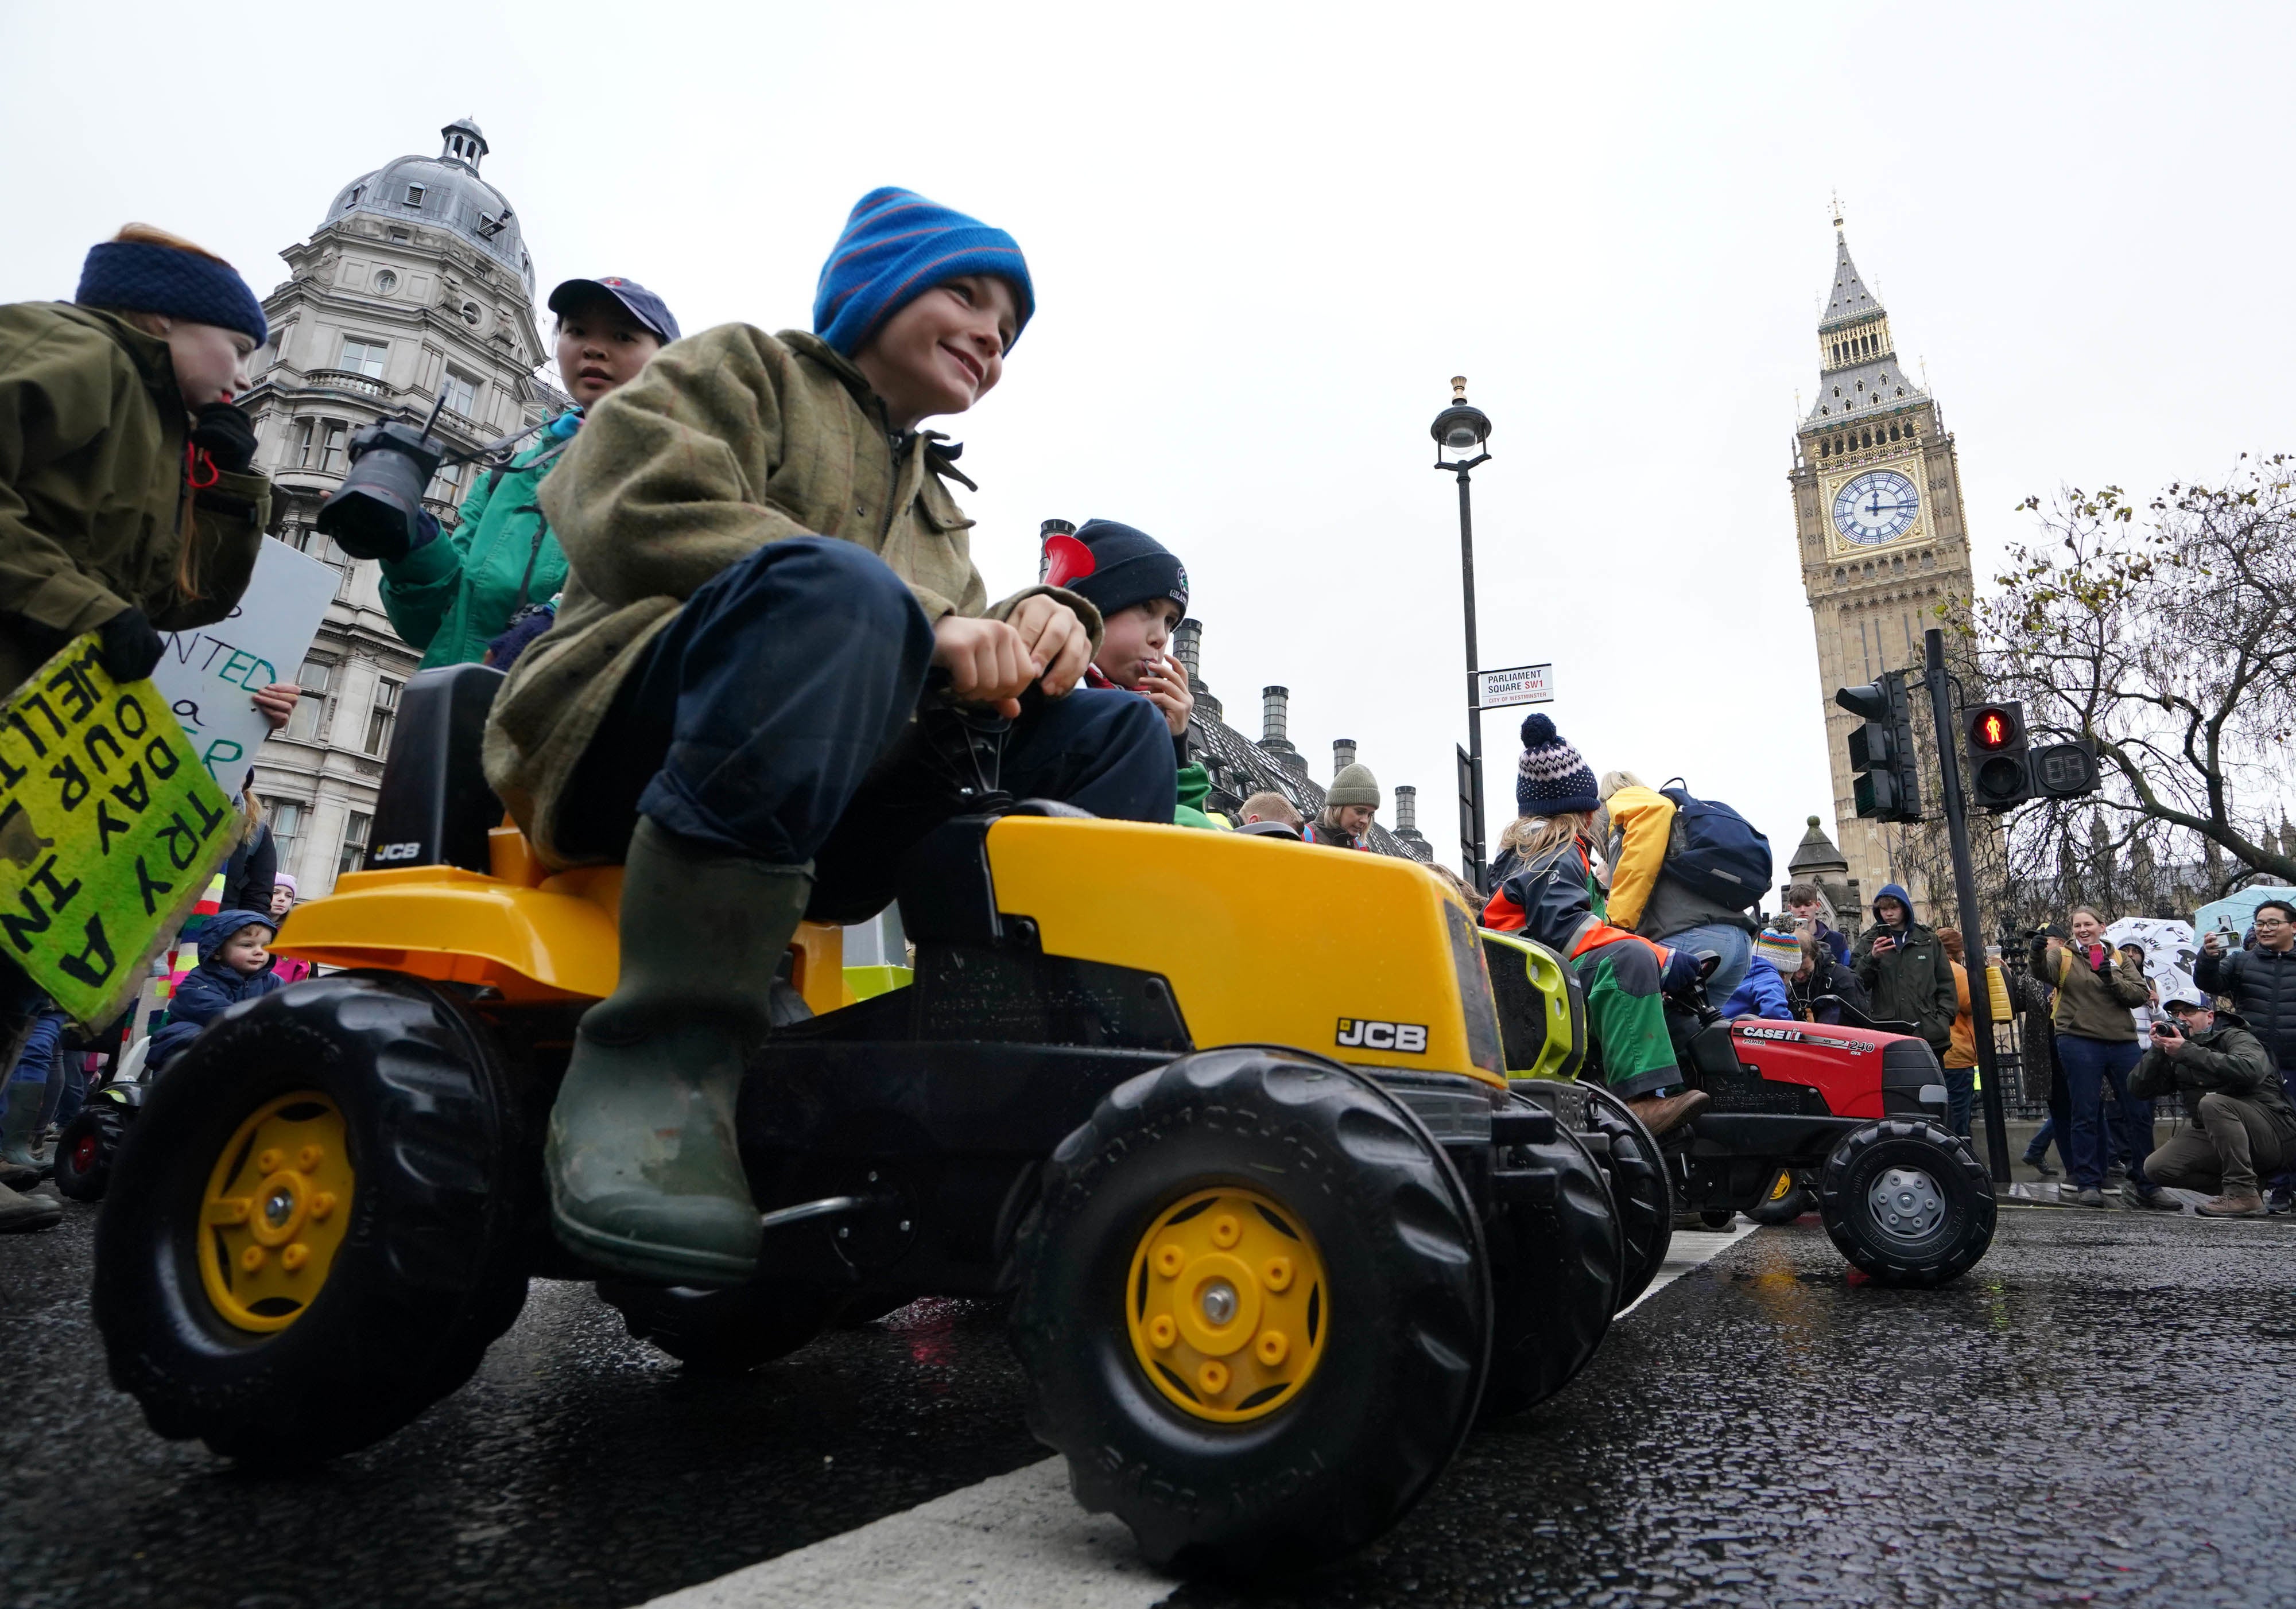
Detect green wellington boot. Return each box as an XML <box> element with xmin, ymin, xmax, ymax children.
<box><xmin>0</xmin><ymin>1080</ymin><xmax>46</xmax><ymax>1169</ymax></box>
<box><xmin>0</xmin><ymin>1179</ymin><xmax>61</xmax><ymax>1234</ymax></box>
<box><xmin>545</xmin><ymin>817</ymin><xmax>812</xmax><ymax>1286</ymax></box>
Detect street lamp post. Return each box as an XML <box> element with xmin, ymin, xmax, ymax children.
<box><xmin>1431</xmin><ymin>376</ymin><xmax>1493</xmax><ymax>892</ymax></box>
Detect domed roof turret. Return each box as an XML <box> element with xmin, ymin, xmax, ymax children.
<box><xmin>321</xmin><ymin>118</ymin><xmax>532</xmax><ymax>293</ymax></box>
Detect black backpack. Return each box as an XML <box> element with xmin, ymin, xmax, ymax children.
<box><xmin>1658</xmin><ymin>779</ymin><xmax>1773</xmax><ymax>912</ymax></box>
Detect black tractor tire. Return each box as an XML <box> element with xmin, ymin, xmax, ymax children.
<box><xmin>1011</xmin><ymin>1047</ymin><xmax>1489</xmax><ymax>1580</ymax></box>
<box><xmin>1479</xmin><ymin>1097</ymin><xmax>1619</xmax><ymax>1421</ymax></box>
<box><xmin>53</xmin><ymin>1101</ymin><xmax>130</xmax><ymax>1203</ymax></box>
<box><xmin>1577</xmin><ymin>1083</ymin><xmax>1672</xmax><ymax>1311</ymax></box>
<box><xmin>1748</xmin><ymin>1168</ymin><xmax>1816</xmax><ymax>1226</ymax></box>
<box><xmin>599</xmin><ymin>1279</ymin><xmax>840</xmax><ymax>1373</ymax></box>
<box><xmin>1816</xmin><ymin>1119</ymin><xmax>1996</xmax><ymax>1286</ymax></box>
<box><xmin>93</xmin><ymin>974</ymin><xmax>532</xmax><ymax>1464</ymax></box>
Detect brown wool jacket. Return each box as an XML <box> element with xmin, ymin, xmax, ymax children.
<box><xmin>2049</xmin><ymin>942</ymin><xmax>2150</xmax><ymax>1043</ymax></box>
<box><xmin>484</xmin><ymin>324</ymin><xmax>1098</xmax><ymax>866</ymax></box>
<box><xmin>0</xmin><ymin>303</ymin><xmax>269</xmax><ymax>698</ymax></box>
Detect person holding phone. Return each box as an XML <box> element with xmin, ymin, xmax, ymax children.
<box><xmin>2046</xmin><ymin>905</ymin><xmax>2156</xmax><ymax>1207</ymax></box>
<box><xmin>1851</xmin><ymin>884</ymin><xmax>1958</xmax><ymax>1061</ymax></box>
<box><xmin>2196</xmin><ymin>898</ymin><xmax>2296</xmax><ymax>1213</ymax></box>
<box><xmin>2130</xmin><ymin>988</ymin><xmax>2296</xmax><ymax>1217</ymax></box>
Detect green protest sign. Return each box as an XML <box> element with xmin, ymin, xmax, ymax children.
<box><xmin>0</xmin><ymin>635</ymin><xmax>238</xmax><ymax>1027</ymax></box>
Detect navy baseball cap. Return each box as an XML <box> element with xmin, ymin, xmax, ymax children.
<box><xmin>548</xmin><ymin>276</ymin><xmax>680</xmax><ymax>344</ymax></box>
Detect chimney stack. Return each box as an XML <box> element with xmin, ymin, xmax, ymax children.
<box><xmin>1172</xmin><ymin>618</ymin><xmax>1204</xmax><ymax>689</ymax></box>
<box><xmin>1393</xmin><ymin>784</ymin><xmax>1430</xmax><ymax>856</ymax></box>
<box><xmin>1259</xmin><ymin>686</ymin><xmax>1294</xmax><ymax>755</ymax></box>
<box><xmin>1333</xmin><ymin>738</ymin><xmax>1357</xmax><ymax>775</ymax></box>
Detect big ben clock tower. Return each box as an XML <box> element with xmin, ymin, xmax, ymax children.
<box><xmin>1787</xmin><ymin>213</ymin><xmax>1977</xmax><ymax>912</ymax></box>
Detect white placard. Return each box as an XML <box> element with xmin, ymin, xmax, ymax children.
<box><xmin>154</xmin><ymin>539</ymin><xmax>338</xmax><ymax>786</ymax></box>
<box><xmin>1477</xmin><ymin>662</ymin><xmax>1554</xmax><ymax>709</ymax></box>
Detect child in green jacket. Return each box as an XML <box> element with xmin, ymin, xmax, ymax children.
<box><xmin>378</xmin><ymin>277</ymin><xmax>678</xmax><ymax>669</ymax></box>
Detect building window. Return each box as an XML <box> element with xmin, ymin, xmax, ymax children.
<box><xmin>338</xmin><ymin>811</ymin><xmax>373</xmax><ymax>880</ymax></box>
<box><xmin>319</xmin><ymin>422</ymin><xmax>348</xmax><ymax>473</ymax></box>
<box><xmin>430</xmin><ymin>461</ymin><xmax>465</xmax><ymax>502</ymax></box>
<box><xmin>291</xmin><ymin>419</ymin><xmax>315</xmax><ymax>468</ymax></box>
<box><xmin>267</xmin><ymin>325</ymin><xmax>293</xmax><ymax>371</ymax></box>
<box><xmin>339</xmin><ymin>338</ymin><xmax>387</xmax><ymax>379</ymax></box>
<box><xmin>441</xmin><ymin>370</ymin><xmax>478</xmax><ymax>417</ymax></box>
<box><xmin>263</xmin><ymin>798</ymin><xmax>307</xmax><ymax>868</ymax></box>
<box><xmin>365</xmin><ymin>678</ymin><xmax>401</xmax><ymax>756</ymax></box>
<box><xmin>373</xmin><ymin>269</ymin><xmax>398</xmax><ymax>296</ymax></box>
<box><xmin>404</xmin><ymin>184</ymin><xmax>426</xmax><ymax>207</ymax></box>
<box><xmin>284</xmin><ymin>656</ymin><xmax>333</xmax><ymax>741</ymax></box>
<box><xmin>461</xmin><ymin>301</ymin><xmax>483</xmax><ymax>327</ymax></box>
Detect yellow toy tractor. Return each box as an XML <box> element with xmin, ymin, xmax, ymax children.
<box><xmin>91</xmin><ymin>666</ymin><xmax>1648</xmax><ymax>1578</ymax></box>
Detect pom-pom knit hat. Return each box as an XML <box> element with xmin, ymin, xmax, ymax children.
<box><xmin>1754</xmin><ymin>924</ymin><xmax>1804</xmax><ymax>973</ymax></box>
<box><xmin>1515</xmin><ymin>714</ymin><xmax>1600</xmax><ymax>815</ymax></box>
<box><xmin>1041</xmin><ymin>518</ymin><xmax>1188</xmax><ymax>618</ymax></box>
<box><xmin>76</xmin><ymin>239</ymin><xmax>267</xmax><ymax>346</ymax></box>
<box><xmin>812</xmin><ymin>187</ymin><xmax>1034</xmax><ymax>358</ymax></box>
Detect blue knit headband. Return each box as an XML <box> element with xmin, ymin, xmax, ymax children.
<box><xmin>812</xmin><ymin>187</ymin><xmax>1033</xmax><ymax>358</ymax></box>
<box><xmin>75</xmin><ymin>240</ymin><xmax>267</xmax><ymax>346</ymax></box>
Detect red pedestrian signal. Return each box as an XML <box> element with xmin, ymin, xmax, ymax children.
<box><xmin>1963</xmin><ymin>701</ymin><xmax>2031</xmax><ymax>811</ymax></box>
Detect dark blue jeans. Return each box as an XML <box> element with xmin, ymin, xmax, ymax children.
<box><xmin>559</xmin><ymin>537</ymin><xmax>1176</xmax><ymax>916</ymax></box>
<box><xmin>2058</xmin><ymin>1032</ymin><xmax>2149</xmax><ymax>1189</ymax></box>
<box><xmin>1942</xmin><ymin>1064</ymin><xmax>1975</xmax><ymax>1139</ymax></box>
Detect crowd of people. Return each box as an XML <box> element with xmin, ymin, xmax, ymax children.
<box><xmin>2</xmin><ymin>192</ymin><xmax>2288</xmax><ymax>1257</ymax></box>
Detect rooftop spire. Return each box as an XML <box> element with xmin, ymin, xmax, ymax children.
<box><xmin>1821</xmin><ymin>228</ymin><xmax>1882</xmax><ymax>332</ymax></box>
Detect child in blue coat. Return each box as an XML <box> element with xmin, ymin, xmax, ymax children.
<box><xmin>147</xmin><ymin>909</ymin><xmax>284</xmax><ymax>1073</ymax></box>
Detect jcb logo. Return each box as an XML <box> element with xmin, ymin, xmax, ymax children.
<box><xmin>371</xmin><ymin>841</ymin><xmax>425</xmax><ymax>864</ymax></box>
<box><xmin>1336</xmin><ymin>1018</ymin><xmax>1428</xmax><ymax>1054</ymax></box>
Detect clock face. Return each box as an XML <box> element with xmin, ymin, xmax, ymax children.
<box><xmin>1833</xmin><ymin>469</ymin><xmax>1919</xmax><ymax>545</ymax></box>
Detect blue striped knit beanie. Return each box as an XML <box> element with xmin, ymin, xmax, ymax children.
<box><xmin>76</xmin><ymin>237</ymin><xmax>266</xmax><ymax>345</ymax></box>
<box><xmin>812</xmin><ymin>187</ymin><xmax>1034</xmax><ymax>357</ymax></box>
<box><xmin>1516</xmin><ymin>714</ymin><xmax>1600</xmax><ymax>815</ymax></box>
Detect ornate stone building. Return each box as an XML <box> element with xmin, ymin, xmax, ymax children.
<box><xmin>1787</xmin><ymin>215</ymin><xmax>1977</xmax><ymax>914</ymax></box>
<box><xmin>233</xmin><ymin>119</ymin><xmax>563</xmax><ymax>896</ymax></box>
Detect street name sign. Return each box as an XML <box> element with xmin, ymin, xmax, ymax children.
<box><xmin>1476</xmin><ymin>663</ymin><xmax>1553</xmax><ymax>709</ymax></box>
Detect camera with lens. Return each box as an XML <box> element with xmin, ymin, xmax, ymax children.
<box><xmin>315</xmin><ymin>419</ymin><xmax>446</xmax><ymax>562</ymax></box>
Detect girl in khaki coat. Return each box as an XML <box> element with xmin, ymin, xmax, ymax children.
<box><xmin>490</xmin><ymin>188</ymin><xmax>1174</xmax><ymax>1285</ymax></box>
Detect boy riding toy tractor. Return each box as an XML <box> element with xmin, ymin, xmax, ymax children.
<box><xmin>95</xmin><ymin>665</ymin><xmax>1642</xmax><ymax>1580</ymax></box>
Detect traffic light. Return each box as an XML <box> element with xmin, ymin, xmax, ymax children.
<box><xmin>1835</xmin><ymin>671</ymin><xmax>1922</xmax><ymax>822</ymax></box>
<box><xmin>1964</xmin><ymin>701</ymin><xmax>2032</xmax><ymax>813</ymax></box>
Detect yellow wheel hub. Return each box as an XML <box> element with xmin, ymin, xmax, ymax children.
<box><xmin>197</xmin><ymin>1093</ymin><xmax>355</xmax><ymax>1334</ymax></box>
<box><xmin>1126</xmin><ymin>1187</ymin><xmax>1328</xmax><ymax>1423</ymax></box>
<box><xmin>1768</xmin><ymin>1170</ymin><xmax>1794</xmax><ymax>1203</ymax></box>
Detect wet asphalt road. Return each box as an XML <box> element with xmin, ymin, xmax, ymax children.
<box><xmin>4</xmin><ymin>1203</ymin><xmax>2293</xmax><ymax>1609</ymax></box>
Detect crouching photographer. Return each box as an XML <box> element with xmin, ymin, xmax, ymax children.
<box><xmin>2129</xmin><ymin>988</ymin><xmax>2296</xmax><ymax>1218</ymax></box>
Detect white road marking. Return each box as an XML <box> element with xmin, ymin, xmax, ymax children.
<box><xmin>635</xmin><ymin>1222</ymin><xmax>1765</xmax><ymax>1609</ymax></box>
<box><xmin>1620</xmin><ymin>1219</ymin><xmax>1761</xmax><ymax>1316</ymax></box>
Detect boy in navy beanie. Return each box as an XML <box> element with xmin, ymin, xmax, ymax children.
<box><xmin>1041</xmin><ymin>518</ymin><xmax>1217</xmax><ymax>829</ymax></box>
<box><xmin>487</xmin><ymin>188</ymin><xmax>1172</xmax><ymax>1289</ymax></box>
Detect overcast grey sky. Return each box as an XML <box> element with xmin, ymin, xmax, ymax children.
<box><xmin>7</xmin><ymin>1</ymin><xmax>2290</xmax><ymax>881</ymax></box>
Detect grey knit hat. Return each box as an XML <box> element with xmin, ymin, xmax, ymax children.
<box><xmin>1327</xmin><ymin>761</ymin><xmax>1381</xmax><ymax>809</ymax></box>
